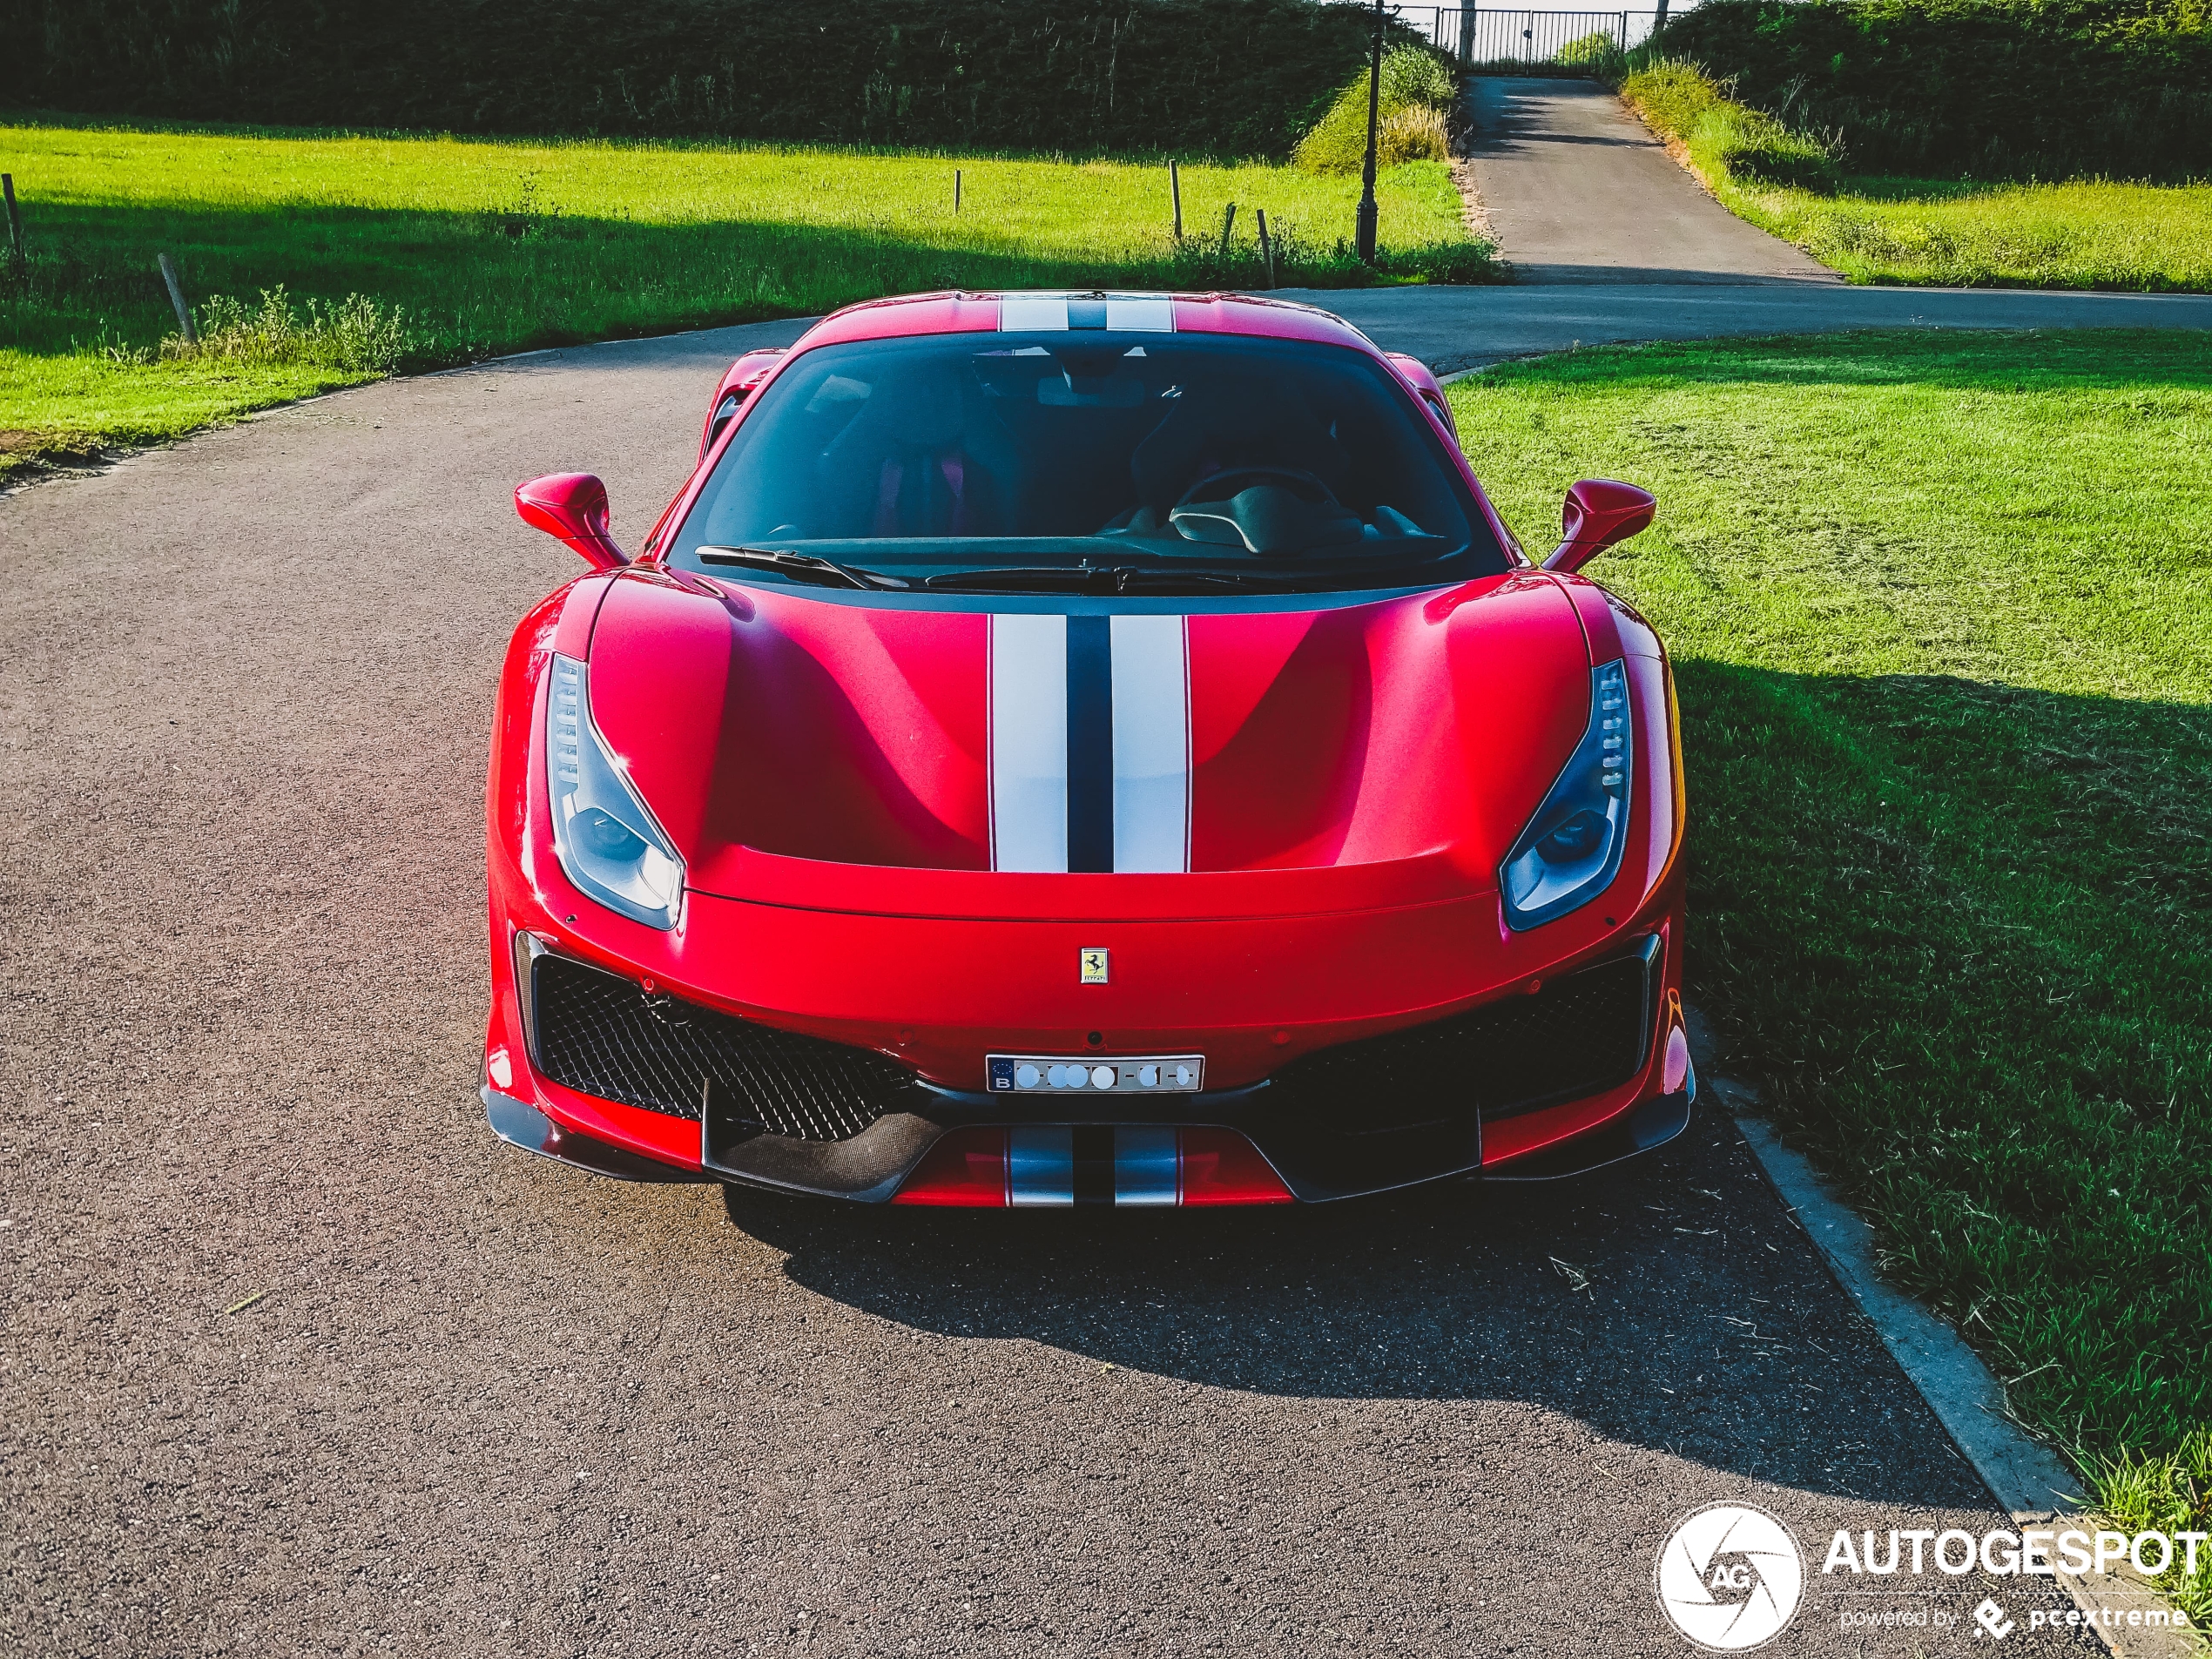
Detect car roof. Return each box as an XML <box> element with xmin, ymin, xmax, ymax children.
<box><xmin>791</xmin><ymin>290</ymin><xmax>1382</xmax><ymax>357</ymax></box>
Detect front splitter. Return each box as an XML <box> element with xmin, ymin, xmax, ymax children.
<box><xmin>484</xmin><ymin>1066</ymin><xmax>1692</xmax><ymax>1202</ymax></box>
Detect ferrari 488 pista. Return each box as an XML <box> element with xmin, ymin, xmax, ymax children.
<box><xmin>482</xmin><ymin>290</ymin><xmax>1692</xmax><ymax>1206</ymax></box>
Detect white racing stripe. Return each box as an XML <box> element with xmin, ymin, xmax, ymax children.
<box><xmin>1000</xmin><ymin>295</ymin><xmax>1069</xmax><ymax>333</ymax></box>
<box><xmin>996</xmin><ymin>293</ymin><xmax>1175</xmax><ymax>334</ymax></box>
<box><xmin>1105</xmin><ymin>299</ymin><xmax>1175</xmax><ymax>332</ymax></box>
<box><xmin>990</xmin><ymin>614</ymin><xmax>1069</xmax><ymax>872</ymax></box>
<box><xmin>1109</xmin><ymin>614</ymin><xmax>1191</xmax><ymax>873</ymax></box>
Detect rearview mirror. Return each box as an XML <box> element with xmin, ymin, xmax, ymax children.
<box><xmin>515</xmin><ymin>472</ymin><xmax>629</xmax><ymax>570</ymax></box>
<box><xmin>1543</xmin><ymin>479</ymin><xmax>1655</xmax><ymax>574</ymax></box>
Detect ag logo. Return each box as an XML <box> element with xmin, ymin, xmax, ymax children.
<box><xmin>1079</xmin><ymin>948</ymin><xmax>1109</xmax><ymax>984</ymax></box>
<box><xmin>1655</xmin><ymin>1503</ymin><xmax>1804</xmax><ymax>1651</ymax></box>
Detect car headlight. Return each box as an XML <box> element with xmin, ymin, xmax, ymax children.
<box><xmin>544</xmin><ymin>653</ymin><xmax>685</xmax><ymax>929</ymax></box>
<box><xmin>1500</xmin><ymin>659</ymin><xmax>1631</xmax><ymax>930</ymax></box>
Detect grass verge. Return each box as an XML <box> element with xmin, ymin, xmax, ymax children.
<box><xmin>1703</xmin><ymin>177</ymin><xmax>2212</xmax><ymax>293</ymax></box>
<box><xmin>1617</xmin><ymin>61</ymin><xmax>2212</xmax><ymax>292</ymax></box>
<box><xmin>0</xmin><ymin>118</ymin><xmax>1494</xmax><ymax>482</ymax></box>
<box><xmin>1447</xmin><ymin>329</ymin><xmax>2210</xmax><ymax>1621</ymax></box>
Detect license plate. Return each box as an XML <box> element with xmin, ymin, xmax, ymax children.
<box><xmin>986</xmin><ymin>1055</ymin><xmax>1205</xmax><ymax>1095</ymax></box>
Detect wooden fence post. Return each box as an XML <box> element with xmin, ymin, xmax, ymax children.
<box><xmin>158</xmin><ymin>253</ymin><xmax>198</xmax><ymax>346</ymax></box>
<box><xmin>2</xmin><ymin>174</ymin><xmax>24</xmax><ymax>272</ymax></box>
<box><xmin>1218</xmin><ymin>202</ymin><xmax>1236</xmax><ymax>258</ymax></box>
<box><xmin>954</xmin><ymin>169</ymin><xmax>962</xmax><ymax>212</ymax></box>
<box><xmin>1256</xmin><ymin>209</ymin><xmax>1275</xmax><ymax>289</ymax></box>
<box><xmin>1170</xmin><ymin>160</ymin><xmax>1183</xmax><ymax>239</ymax></box>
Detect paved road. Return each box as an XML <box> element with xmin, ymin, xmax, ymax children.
<box><xmin>1462</xmin><ymin>78</ymin><xmax>1838</xmax><ymax>285</ymax></box>
<box><xmin>2</xmin><ymin>324</ymin><xmax>2104</xmax><ymax>1656</ymax></box>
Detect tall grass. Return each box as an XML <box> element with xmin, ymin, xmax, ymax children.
<box><xmin>1292</xmin><ymin>48</ymin><xmax>1459</xmax><ymax>175</ymax></box>
<box><xmin>1622</xmin><ymin>58</ymin><xmax>1841</xmax><ymax>190</ymax></box>
<box><xmin>165</xmin><ymin>288</ymin><xmax>420</xmax><ymax>374</ymax></box>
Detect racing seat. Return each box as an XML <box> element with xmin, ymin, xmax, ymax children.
<box><xmin>815</xmin><ymin>361</ymin><xmax>1011</xmax><ymax>538</ymax></box>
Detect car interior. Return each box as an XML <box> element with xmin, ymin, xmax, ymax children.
<box><xmin>671</xmin><ymin>332</ymin><xmax>1501</xmax><ymax>577</ymax></box>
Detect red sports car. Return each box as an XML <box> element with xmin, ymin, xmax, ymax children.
<box><xmin>482</xmin><ymin>290</ymin><xmax>1691</xmax><ymax>1207</ymax></box>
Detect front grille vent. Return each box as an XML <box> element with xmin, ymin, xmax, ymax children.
<box><xmin>1264</xmin><ymin>940</ymin><xmax>1659</xmax><ymax>1134</ymax></box>
<box><xmin>529</xmin><ymin>953</ymin><xmax>927</xmax><ymax>1142</ymax></box>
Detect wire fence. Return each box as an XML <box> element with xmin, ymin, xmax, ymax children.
<box><xmin>1332</xmin><ymin>6</ymin><xmax>1668</xmax><ymax>64</ymax></box>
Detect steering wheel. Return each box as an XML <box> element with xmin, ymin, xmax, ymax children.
<box><xmin>1171</xmin><ymin>466</ymin><xmax>1342</xmax><ymax>514</ymax></box>
<box><xmin>1169</xmin><ymin>466</ymin><xmax>1362</xmax><ymax>556</ymax></box>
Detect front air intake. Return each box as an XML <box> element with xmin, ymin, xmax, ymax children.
<box><xmin>1264</xmin><ymin>935</ymin><xmax>1661</xmax><ymax>1134</ymax></box>
<box><xmin>529</xmin><ymin>951</ymin><xmax>928</xmax><ymax>1142</ymax></box>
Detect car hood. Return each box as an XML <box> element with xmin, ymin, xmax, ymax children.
<box><xmin>581</xmin><ymin>570</ymin><xmax>1594</xmax><ymax>915</ymax></box>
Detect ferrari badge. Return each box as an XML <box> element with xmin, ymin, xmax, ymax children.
<box><xmin>1080</xmin><ymin>948</ymin><xmax>1110</xmax><ymax>984</ymax></box>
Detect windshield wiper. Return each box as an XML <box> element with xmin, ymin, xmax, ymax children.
<box><xmin>698</xmin><ymin>546</ymin><xmax>907</xmax><ymax>590</ymax></box>
<box><xmin>923</xmin><ymin>563</ymin><xmax>1309</xmax><ymax>594</ymax></box>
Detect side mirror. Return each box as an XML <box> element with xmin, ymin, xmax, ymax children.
<box><xmin>1543</xmin><ymin>479</ymin><xmax>1655</xmax><ymax>574</ymax></box>
<box><xmin>515</xmin><ymin>472</ymin><xmax>629</xmax><ymax>570</ymax></box>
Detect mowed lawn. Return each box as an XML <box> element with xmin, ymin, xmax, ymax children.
<box><xmin>1448</xmin><ymin>329</ymin><xmax>2210</xmax><ymax>1615</ymax></box>
<box><xmin>0</xmin><ymin>119</ymin><xmax>1487</xmax><ymax>478</ymax></box>
<box><xmin>1722</xmin><ymin>175</ymin><xmax>2212</xmax><ymax>293</ymax></box>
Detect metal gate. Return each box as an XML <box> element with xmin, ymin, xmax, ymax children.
<box><xmin>1334</xmin><ymin>6</ymin><xmax>1666</xmax><ymax>64</ymax></box>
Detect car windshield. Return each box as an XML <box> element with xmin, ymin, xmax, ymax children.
<box><xmin>664</xmin><ymin>330</ymin><xmax>1504</xmax><ymax>594</ymax></box>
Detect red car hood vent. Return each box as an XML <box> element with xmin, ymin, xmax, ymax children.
<box><xmin>583</xmin><ymin>571</ymin><xmax>1591</xmax><ymax>914</ymax></box>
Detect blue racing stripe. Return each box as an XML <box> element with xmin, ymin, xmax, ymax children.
<box><xmin>1064</xmin><ymin>614</ymin><xmax>1115</xmax><ymax>873</ymax></box>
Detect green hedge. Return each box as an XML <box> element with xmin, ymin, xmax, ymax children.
<box><xmin>1657</xmin><ymin>0</ymin><xmax>2212</xmax><ymax>181</ymax></box>
<box><xmin>0</xmin><ymin>0</ymin><xmax>1410</xmax><ymax>159</ymax></box>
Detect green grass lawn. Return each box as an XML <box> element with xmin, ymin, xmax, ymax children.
<box><xmin>1615</xmin><ymin>61</ymin><xmax>2211</xmax><ymax>292</ymax></box>
<box><xmin>0</xmin><ymin>118</ymin><xmax>1489</xmax><ymax>481</ymax></box>
<box><xmin>1447</xmin><ymin>329</ymin><xmax>2211</xmax><ymax>1618</ymax></box>
<box><xmin>1714</xmin><ymin>174</ymin><xmax>2212</xmax><ymax>293</ymax></box>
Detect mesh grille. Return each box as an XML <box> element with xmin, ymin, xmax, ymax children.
<box><xmin>1265</xmin><ymin>945</ymin><xmax>1656</xmax><ymax>1132</ymax></box>
<box><xmin>530</xmin><ymin>953</ymin><xmax>926</xmax><ymax>1142</ymax></box>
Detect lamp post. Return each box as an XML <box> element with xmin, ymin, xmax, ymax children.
<box><xmin>1355</xmin><ymin>0</ymin><xmax>1384</xmax><ymax>264</ymax></box>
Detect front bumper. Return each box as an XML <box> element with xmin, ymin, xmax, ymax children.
<box><xmin>482</xmin><ymin>920</ymin><xmax>1693</xmax><ymax>1204</ymax></box>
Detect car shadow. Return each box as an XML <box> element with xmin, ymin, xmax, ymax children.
<box><xmin>713</xmin><ymin>1095</ymin><xmax>2001</xmax><ymax>1514</ymax></box>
